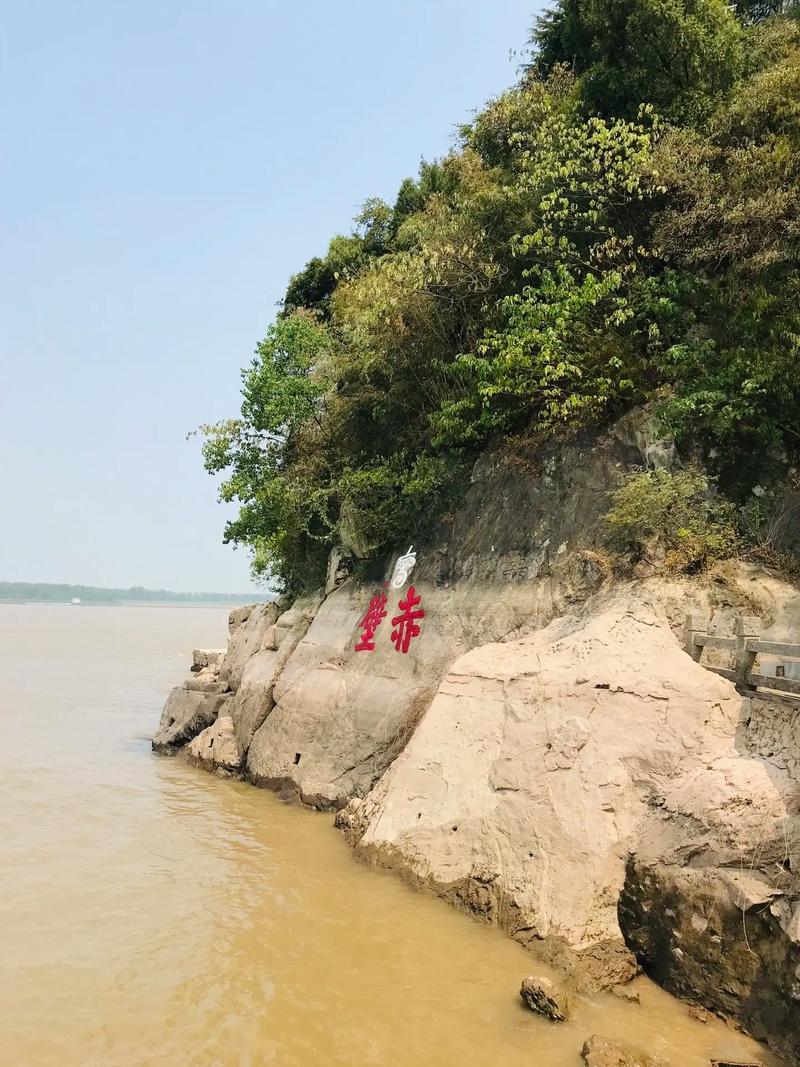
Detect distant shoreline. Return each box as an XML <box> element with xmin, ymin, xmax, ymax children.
<box><xmin>0</xmin><ymin>581</ymin><xmax>273</xmax><ymax>607</ymax></box>
<box><xmin>0</xmin><ymin>599</ymin><xmax>255</xmax><ymax>608</ymax></box>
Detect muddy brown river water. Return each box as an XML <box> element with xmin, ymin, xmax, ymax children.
<box><xmin>0</xmin><ymin>603</ymin><xmax>780</xmax><ymax>1066</ymax></box>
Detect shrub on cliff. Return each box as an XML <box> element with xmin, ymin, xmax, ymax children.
<box><xmin>604</xmin><ymin>467</ymin><xmax>737</xmax><ymax>571</ymax></box>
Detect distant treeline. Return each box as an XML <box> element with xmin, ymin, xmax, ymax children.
<box><xmin>0</xmin><ymin>582</ymin><xmax>272</xmax><ymax>605</ymax></box>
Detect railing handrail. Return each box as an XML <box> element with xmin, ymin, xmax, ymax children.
<box><xmin>684</xmin><ymin>613</ymin><xmax>800</xmax><ymax>699</ymax></box>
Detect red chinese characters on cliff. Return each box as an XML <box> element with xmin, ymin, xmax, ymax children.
<box><xmin>354</xmin><ymin>585</ymin><xmax>425</xmax><ymax>653</ymax></box>
<box><xmin>354</xmin><ymin>591</ymin><xmax>388</xmax><ymax>652</ymax></box>
<box><xmin>390</xmin><ymin>586</ymin><xmax>425</xmax><ymax>654</ymax></box>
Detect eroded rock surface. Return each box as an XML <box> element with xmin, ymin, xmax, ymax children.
<box><xmin>620</xmin><ymin>860</ymin><xmax>800</xmax><ymax>1064</ymax></box>
<box><xmin>218</xmin><ymin>601</ymin><xmax>281</xmax><ymax>693</ymax></box>
<box><xmin>519</xmin><ymin>975</ymin><xmax>572</xmax><ymax>1020</ymax></box>
<box><xmin>242</xmin><ymin>416</ymin><xmax>650</xmax><ymax>806</ymax></box>
<box><xmin>581</xmin><ymin>1035</ymin><xmax>659</xmax><ymax>1067</ymax></box>
<box><xmin>186</xmin><ymin>714</ymin><xmax>241</xmax><ymax>773</ymax></box>
<box><xmin>152</xmin><ymin>688</ymin><xmax>228</xmax><ymax>753</ymax></box>
<box><xmin>341</xmin><ymin>592</ymin><xmax>796</xmax><ymax>1003</ymax></box>
<box><xmin>230</xmin><ymin>592</ymin><xmax>323</xmax><ymax>758</ymax></box>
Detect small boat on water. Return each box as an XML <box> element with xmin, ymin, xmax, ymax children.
<box><xmin>70</xmin><ymin>597</ymin><xmax>81</xmax><ymax>605</ymax></box>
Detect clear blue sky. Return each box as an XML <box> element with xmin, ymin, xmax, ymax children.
<box><xmin>1</xmin><ymin>1</ymin><xmax>535</xmax><ymax>593</ymax></box>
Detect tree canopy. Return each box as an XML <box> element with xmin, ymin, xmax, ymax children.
<box><xmin>204</xmin><ymin>2</ymin><xmax>800</xmax><ymax>592</ymax></box>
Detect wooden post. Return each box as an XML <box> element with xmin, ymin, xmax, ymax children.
<box><xmin>685</xmin><ymin>613</ymin><xmax>709</xmax><ymax>662</ymax></box>
<box><xmin>734</xmin><ymin>615</ymin><xmax>762</xmax><ymax>690</ymax></box>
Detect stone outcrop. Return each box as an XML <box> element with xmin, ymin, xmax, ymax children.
<box><xmin>240</xmin><ymin>415</ymin><xmax>649</xmax><ymax>807</ymax></box>
<box><xmin>581</xmin><ymin>1035</ymin><xmax>659</xmax><ymax>1067</ymax></box>
<box><xmin>191</xmin><ymin>648</ymin><xmax>225</xmax><ymax>671</ymax></box>
<box><xmin>185</xmin><ymin>714</ymin><xmax>240</xmax><ymax>773</ymax></box>
<box><xmin>231</xmin><ymin>592</ymin><xmax>323</xmax><ymax>761</ymax></box>
<box><xmin>218</xmin><ymin>602</ymin><xmax>281</xmax><ymax>693</ymax></box>
<box><xmin>151</xmin><ymin>595</ymin><xmax>322</xmax><ymax>775</ymax></box>
<box><xmin>339</xmin><ymin>594</ymin><xmax>781</xmax><ymax>970</ymax></box>
<box><xmin>519</xmin><ymin>975</ymin><xmax>572</xmax><ymax>1020</ymax></box>
<box><xmin>152</xmin><ymin>411</ymin><xmax>800</xmax><ymax>1064</ymax></box>
<box><xmin>620</xmin><ymin>860</ymin><xmax>799</xmax><ymax>1062</ymax></box>
<box><xmin>152</xmin><ymin>687</ymin><xmax>228</xmax><ymax>753</ymax></box>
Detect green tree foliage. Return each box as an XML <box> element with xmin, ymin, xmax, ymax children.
<box><xmin>201</xmin><ymin>313</ymin><xmax>335</xmax><ymax>588</ymax></box>
<box><xmin>205</xmin><ymin>2</ymin><xmax>800</xmax><ymax>590</ymax></box>
<box><xmin>604</xmin><ymin>467</ymin><xmax>737</xmax><ymax>570</ymax></box>
<box><xmin>652</xmin><ymin>19</ymin><xmax>800</xmax><ymax>486</ymax></box>
<box><xmin>434</xmin><ymin>101</ymin><xmax>670</xmax><ymax>444</ymax></box>
<box><xmin>532</xmin><ymin>0</ymin><xmax>745</xmax><ymax>121</ymax></box>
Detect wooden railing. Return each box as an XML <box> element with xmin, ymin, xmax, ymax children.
<box><xmin>685</xmin><ymin>613</ymin><xmax>800</xmax><ymax>697</ymax></box>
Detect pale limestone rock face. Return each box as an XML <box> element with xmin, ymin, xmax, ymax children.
<box><xmin>185</xmin><ymin>714</ymin><xmax>241</xmax><ymax>772</ymax></box>
<box><xmin>345</xmin><ymin>594</ymin><xmax>793</xmax><ymax>982</ymax></box>
<box><xmin>228</xmin><ymin>603</ymin><xmax>255</xmax><ymax>634</ymax></box>
<box><xmin>152</xmin><ymin>688</ymin><xmax>228</xmax><ymax>753</ymax></box>
<box><xmin>184</xmin><ymin>665</ymin><xmax>223</xmax><ymax>693</ymax></box>
<box><xmin>244</xmin><ymin>574</ymin><xmax>567</xmax><ymax>808</ymax></box>
<box><xmin>270</xmin><ymin>591</ymin><xmax>325</xmax><ymax>649</ymax></box>
<box><xmin>228</xmin><ymin>591</ymin><xmax>325</xmax><ymax>758</ymax></box>
<box><xmin>218</xmin><ymin>602</ymin><xmax>281</xmax><ymax>693</ymax></box>
<box><xmin>246</xmin><ymin>583</ymin><xmax>437</xmax><ymax>806</ymax></box>
<box><xmin>191</xmin><ymin>648</ymin><xmax>225</xmax><ymax>671</ymax></box>
<box><xmin>229</xmin><ymin>650</ymin><xmax>281</xmax><ymax>753</ymax></box>
<box><xmin>242</xmin><ymin>416</ymin><xmax>656</xmax><ymax>806</ymax></box>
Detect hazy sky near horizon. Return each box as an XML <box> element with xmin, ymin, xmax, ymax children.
<box><xmin>1</xmin><ymin>1</ymin><xmax>535</xmax><ymax>592</ymax></box>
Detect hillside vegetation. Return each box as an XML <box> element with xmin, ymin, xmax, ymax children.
<box><xmin>203</xmin><ymin>0</ymin><xmax>800</xmax><ymax>593</ymax></box>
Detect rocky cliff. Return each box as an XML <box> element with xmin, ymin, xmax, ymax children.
<box><xmin>154</xmin><ymin>412</ymin><xmax>800</xmax><ymax>1065</ymax></box>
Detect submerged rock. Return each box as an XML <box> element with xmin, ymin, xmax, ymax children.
<box><xmin>519</xmin><ymin>975</ymin><xmax>572</xmax><ymax>1021</ymax></box>
<box><xmin>581</xmin><ymin>1035</ymin><xmax>658</xmax><ymax>1067</ymax></box>
<box><xmin>612</xmin><ymin>984</ymin><xmax>640</xmax><ymax>1005</ymax></box>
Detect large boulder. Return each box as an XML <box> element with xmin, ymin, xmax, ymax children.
<box><xmin>184</xmin><ymin>665</ymin><xmax>224</xmax><ymax>693</ymax></box>
<box><xmin>230</xmin><ymin>650</ymin><xmax>282</xmax><ymax>753</ymax></box>
<box><xmin>166</xmin><ymin>593</ymin><xmax>325</xmax><ymax>775</ymax></box>
<box><xmin>620</xmin><ymin>861</ymin><xmax>800</xmax><ymax>1065</ymax></box>
<box><xmin>342</xmin><ymin>591</ymin><xmax>795</xmax><ymax>995</ymax></box>
<box><xmin>191</xmin><ymin>648</ymin><xmax>225</xmax><ymax>671</ymax></box>
<box><xmin>244</xmin><ymin>573</ymin><xmax>566</xmax><ymax>807</ymax></box>
<box><xmin>245</xmin><ymin>581</ymin><xmax>437</xmax><ymax>807</ymax></box>
<box><xmin>152</xmin><ymin>688</ymin><xmax>228</xmax><ymax>753</ymax></box>
<box><xmin>228</xmin><ymin>603</ymin><xmax>256</xmax><ymax>634</ymax></box>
